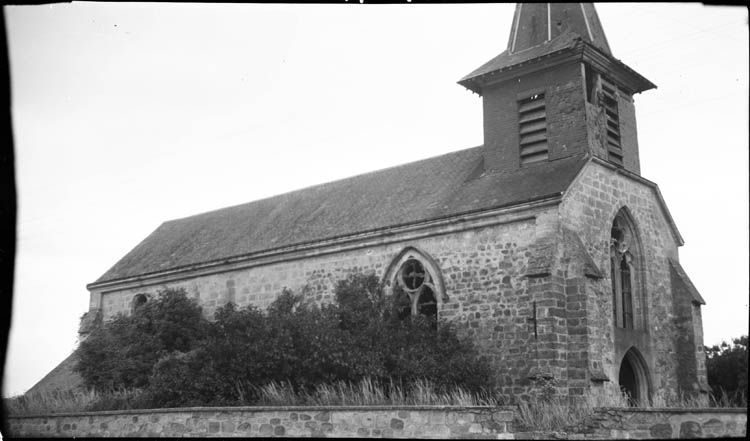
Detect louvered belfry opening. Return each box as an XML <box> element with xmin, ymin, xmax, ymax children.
<box><xmin>518</xmin><ymin>93</ymin><xmax>548</xmax><ymax>165</ymax></box>
<box><xmin>600</xmin><ymin>77</ymin><xmax>623</xmax><ymax>167</ymax></box>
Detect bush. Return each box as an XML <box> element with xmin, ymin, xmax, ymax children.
<box><xmin>74</xmin><ymin>287</ymin><xmax>208</xmax><ymax>391</ymax></box>
<box><xmin>75</xmin><ymin>274</ymin><xmax>494</xmax><ymax>408</ymax></box>
<box><xmin>705</xmin><ymin>335</ymin><xmax>748</xmax><ymax>406</ymax></box>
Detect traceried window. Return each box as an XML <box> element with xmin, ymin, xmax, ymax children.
<box><xmin>610</xmin><ymin>210</ymin><xmax>640</xmax><ymax>329</ymax></box>
<box><xmin>384</xmin><ymin>258</ymin><xmax>437</xmax><ymax>324</ymax></box>
<box><xmin>395</xmin><ymin>258</ymin><xmax>438</xmax><ymax>323</ymax></box>
<box><xmin>385</xmin><ymin>248</ymin><xmax>445</xmax><ymax>327</ymax></box>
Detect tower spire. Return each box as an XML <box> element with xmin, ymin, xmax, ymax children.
<box><xmin>458</xmin><ymin>3</ymin><xmax>656</xmax><ymax>175</ymax></box>
<box><xmin>507</xmin><ymin>3</ymin><xmax>611</xmax><ymax>55</ymax></box>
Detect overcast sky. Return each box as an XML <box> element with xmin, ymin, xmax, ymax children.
<box><xmin>3</xmin><ymin>2</ymin><xmax>748</xmax><ymax>397</ymax></box>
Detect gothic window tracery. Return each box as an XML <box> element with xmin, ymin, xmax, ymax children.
<box><xmin>385</xmin><ymin>249</ymin><xmax>444</xmax><ymax>326</ymax></box>
<box><xmin>396</xmin><ymin>258</ymin><xmax>438</xmax><ymax>323</ymax></box>
<box><xmin>610</xmin><ymin>211</ymin><xmax>639</xmax><ymax>329</ymax></box>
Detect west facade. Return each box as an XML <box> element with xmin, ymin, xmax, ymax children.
<box><xmin>68</xmin><ymin>3</ymin><xmax>709</xmax><ymax>403</ymax></box>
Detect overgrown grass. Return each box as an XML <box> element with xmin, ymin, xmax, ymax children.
<box><xmin>5</xmin><ymin>379</ymin><xmax>745</xmax><ymax>422</ymax></box>
<box><xmin>514</xmin><ymin>385</ymin><xmax>748</xmax><ymax>432</ymax></box>
<box><xmin>3</xmin><ymin>388</ymin><xmax>146</xmax><ymax>416</ymax></box>
<box><xmin>4</xmin><ymin>378</ymin><xmax>497</xmax><ymax>416</ymax></box>
<box><xmin>246</xmin><ymin>378</ymin><xmax>499</xmax><ymax>407</ymax></box>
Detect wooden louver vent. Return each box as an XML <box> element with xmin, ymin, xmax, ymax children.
<box><xmin>518</xmin><ymin>94</ymin><xmax>548</xmax><ymax>165</ymax></box>
<box><xmin>600</xmin><ymin>78</ymin><xmax>623</xmax><ymax>166</ymax></box>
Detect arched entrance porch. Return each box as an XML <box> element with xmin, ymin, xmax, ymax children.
<box><xmin>618</xmin><ymin>347</ymin><xmax>651</xmax><ymax>406</ymax></box>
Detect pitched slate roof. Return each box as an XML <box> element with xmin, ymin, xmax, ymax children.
<box><xmin>458</xmin><ymin>31</ymin><xmax>583</xmax><ymax>94</ymax></box>
<box><xmin>93</xmin><ymin>149</ymin><xmax>589</xmax><ymax>285</ymax></box>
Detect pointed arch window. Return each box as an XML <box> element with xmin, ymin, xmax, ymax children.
<box><xmin>611</xmin><ymin>211</ymin><xmax>639</xmax><ymax>329</ymax></box>
<box><xmin>384</xmin><ymin>248</ymin><xmax>445</xmax><ymax>325</ymax></box>
<box><xmin>397</xmin><ymin>258</ymin><xmax>438</xmax><ymax>321</ymax></box>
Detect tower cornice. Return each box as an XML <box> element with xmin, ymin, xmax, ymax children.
<box><xmin>459</xmin><ymin>38</ymin><xmax>655</xmax><ymax>96</ymax></box>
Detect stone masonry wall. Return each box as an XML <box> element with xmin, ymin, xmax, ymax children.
<box><xmin>574</xmin><ymin>407</ymin><xmax>747</xmax><ymax>439</ymax></box>
<box><xmin>6</xmin><ymin>407</ymin><xmax>745</xmax><ymax>439</ymax></box>
<box><xmin>93</xmin><ymin>205</ymin><xmax>560</xmax><ymax>398</ymax></box>
<box><xmin>4</xmin><ymin>406</ymin><xmax>516</xmax><ymax>439</ymax></box>
<box><xmin>559</xmin><ymin>160</ymin><xmax>700</xmax><ymax>396</ymax></box>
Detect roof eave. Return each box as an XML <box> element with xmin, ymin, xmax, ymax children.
<box><xmin>458</xmin><ymin>43</ymin><xmax>584</xmax><ymax>97</ymax></box>
<box><xmin>581</xmin><ymin>43</ymin><xmax>656</xmax><ymax>95</ymax></box>
<box><xmin>87</xmin><ymin>192</ymin><xmax>566</xmax><ymax>290</ymax></box>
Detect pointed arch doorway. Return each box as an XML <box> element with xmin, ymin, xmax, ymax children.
<box><xmin>618</xmin><ymin>347</ymin><xmax>651</xmax><ymax>406</ymax></box>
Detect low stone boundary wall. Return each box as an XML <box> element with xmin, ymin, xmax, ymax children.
<box><xmin>576</xmin><ymin>407</ymin><xmax>747</xmax><ymax>439</ymax></box>
<box><xmin>4</xmin><ymin>405</ymin><xmax>516</xmax><ymax>438</ymax></box>
<box><xmin>4</xmin><ymin>406</ymin><xmax>746</xmax><ymax>438</ymax></box>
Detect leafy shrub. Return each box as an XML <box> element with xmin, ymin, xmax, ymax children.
<box><xmin>74</xmin><ymin>287</ymin><xmax>208</xmax><ymax>391</ymax></box>
<box><xmin>75</xmin><ymin>274</ymin><xmax>493</xmax><ymax>408</ymax></box>
<box><xmin>705</xmin><ymin>335</ymin><xmax>748</xmax><ymax>406</ymax></box>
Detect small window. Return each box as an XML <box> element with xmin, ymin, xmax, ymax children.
<box><xmin>518</xmin><ymin>93</ymin><xmax>549</xmax><ymax>165</ymax></box>
<box><xmin>600</xmin><ymin>77</ymin><xmax>623</xmax><ymax>166</ymax></box>
<box><xmin>132</xmin><ymin>293</ymin><xmax>148</xmax><ymax>312</ymax></box>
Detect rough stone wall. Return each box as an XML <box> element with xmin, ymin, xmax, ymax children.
<box><xmin>575</xmin><ymin>407</ymin><xmax>747</xmax><ymax>440</ymax></box>
<box><xmin>7</xmin><ymin>407</ymin><xmax>745</xmax><ymax>439</ymax></box>
<box><xmin>560</xmin><ymin>160</ymin><xmax>684</xmax><ymax>395</ymax></box>
<box><xmin>93</xmin><ymin>205</ymin><xmax>560</xmax><ymax>398</ymax></box>
<box><xmin>4</xmin><ymin>406</ymin><xmax>516</xmax><ymax>439</ymax></box>
<box><xmin>691</xmin><ymin>303</ymin><xmax>710</xmax><ymax>394</ymax></box>
<box><xmin>481</xmin><ymin>62</ymin><xmax>588</xmax><ymax>172</ymax></box>
<box><xmin>671</xmin><ymin>267</ymin><xmax>701</xmax><ymax>395</ymax></box>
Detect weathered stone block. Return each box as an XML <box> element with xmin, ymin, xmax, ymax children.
<box><xmin>679</xmin><ymin>421</ymin><xmax>702</xmax><ymax>438</ymax></box>
<box><xmin>259</xmin><ymin>423</ymin><xmax>273</xmax><ymax>436</ymax></box>
<box><xmin>314</xmin><ymin>411</ymin><xmax>330</xmax><ymax>422</ymax></box>
<box><xmin>649</xmin><ymin>422</ymin><xmax>672</xmax><ymax>438</ymax></box>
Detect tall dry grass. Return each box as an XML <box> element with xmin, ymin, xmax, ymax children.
<box><xmin>6</xmin><ymin>379</ymin><xmax>745</xmax><ymax>420</ymax></box>
<box><xmin>3</xmin><ymin>388</ymin><xmax>145</xmax><ymax>416</ymax></box>
<box><xmin>247</xmin><ymin>377</ymin><xmax>498</xmax><ymax>407</ymax></box>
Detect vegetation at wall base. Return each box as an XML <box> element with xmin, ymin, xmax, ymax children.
<box><xmin>69</xmin><ymin>275</ymin><xmax>493</xmax><ymax>409</ymax></box>
<box><xmin>705</xmin><ymin>335</ymin><xmax>748</xmax><ymax>408</ymax></box>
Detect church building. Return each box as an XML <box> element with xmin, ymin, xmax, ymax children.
<box><xmin>69</xmin><ymin>3</ymin><xmax>708</xmax><ymax>403</ymax></box>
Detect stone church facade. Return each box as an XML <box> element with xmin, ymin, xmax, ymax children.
<box><xmin>74</xmin><ymin>3</ymin><xmax>708</xmax><ymax>403</ymax></box>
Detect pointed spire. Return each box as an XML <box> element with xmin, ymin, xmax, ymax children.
<box><xmin>507</xmin><ymin>3</ymin><xmax>611</xmax><ymax>55</ymax></box>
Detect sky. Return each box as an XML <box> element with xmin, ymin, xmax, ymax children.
<box><xmin>2</xmin><ymin>2</ymin><xmax>748</xmax><ymax>398</ymax></box>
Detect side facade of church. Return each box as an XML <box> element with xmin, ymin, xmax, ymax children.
<box><xmin>72</xmin><ymin>3</ymin><xmax>709</xmax><ymax>403</ymax></box>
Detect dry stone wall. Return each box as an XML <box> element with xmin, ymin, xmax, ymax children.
<box><xmin>6</xmin><ymin>406</ymin><xmax>745</xmax><ymax>439</ymax></box>
<box><xmin>5</xmin><ymin>406</ymin><xmax>516</xmax><ymax>439</ymax></box>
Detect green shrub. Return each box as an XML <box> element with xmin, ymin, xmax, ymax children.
<box><xmin>75</xmin><ymin>274</ymin><xmax>494</xmax><ymax>408</ymax></box>
<box><xmin>705</xmin><ymin>335</ymin><xmax>748</xmax><ymax>407</ymax></box>
<box><xmin>74</xmin><ymin>287</ymin><xmax>208</xmax><ymax>391</ymax></box>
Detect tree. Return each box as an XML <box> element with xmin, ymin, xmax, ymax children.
<box><xmin>74</xmin><ymin>287</ymin><xmax>208</xmax><ymax>391</ymax></box>
<box><xmin>77</xmin><ymin>274</ymin><xmax>494</xmax><ymax>408</ymax></box>
<box><xmin>705</xmin><ymin>335</ymin><xmax>748</xmax><ymax>406</ymax></box>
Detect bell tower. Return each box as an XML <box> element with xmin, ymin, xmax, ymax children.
<box><xmin>459</xmin><ymin>3</ymin><xmax>655</xmax><ymax>175</ymax></box>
